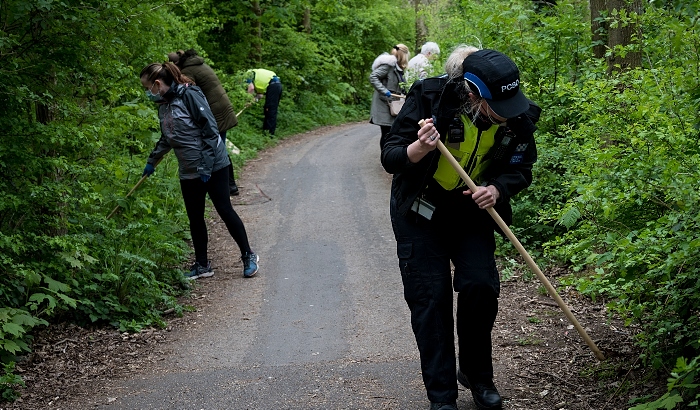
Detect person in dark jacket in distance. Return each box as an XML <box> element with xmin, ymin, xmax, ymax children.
<box><xmin>140</xmin><ymin>62</ymin><xmax>259</xmax><ymax>279</ymax></box>
<box><xmin>380</xmin><ymin>45</ymin><xmax>541</xmax><ymax>410</ymax></box>
<box><xmin>169</xmin><ymin>49</ymin><xmax>241</xmax><ymax>196</ymax></box>
<box><xmin>369</xmin><ymin>43</ymin><xmax>410</xmax><ymax>148</ymax></box>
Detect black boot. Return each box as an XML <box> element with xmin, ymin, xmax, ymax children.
<box><xmin>457</xmin><ymin>369</ymin><xmax>502</xmax><ymax>410</ymax></box>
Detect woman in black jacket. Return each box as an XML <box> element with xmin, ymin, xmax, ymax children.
<box><xmin>140</xmin><ymin>62</ymin><xmax>259</xmax><ymax>280</ymax></box>
<box><xmin>380</xmin><ymin>46</ymin><xmax>541</xmax><ymax>410</ymax></box>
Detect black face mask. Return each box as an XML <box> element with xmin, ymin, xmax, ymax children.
<box><xmin>471</xmin><ymin>112</ymin><xmax>495</xmax><ymax>131</ymax></box>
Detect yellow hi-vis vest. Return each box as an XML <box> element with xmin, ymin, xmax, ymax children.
<box><xmin>433</xmin><ymin>115</ymin><xmax>498</xmax><ymax>190</ymax></box>
<box><xmin>249</xmin><ymin>69</ymin><xmax>276</xmax><ymax>94</ymax></box>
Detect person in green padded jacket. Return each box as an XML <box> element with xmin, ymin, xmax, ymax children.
<box><xmin>169</xmin><ymin>49</ymin><xmax>240</xmax><ymax>196</ymax></box>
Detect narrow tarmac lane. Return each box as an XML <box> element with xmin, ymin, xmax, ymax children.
<box><xmin>85</xmin><ymin>123</ymin><xmax>478</xmax><ymax>409</ymax></box>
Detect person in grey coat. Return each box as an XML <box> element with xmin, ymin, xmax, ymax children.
<box><xmin>369</xmin><ymin>44</ymin><xmax>410</xmax><ymax>148</ymax></box>
<box><xmin>139</xmin><ymin>62</ymin><xmax>259</xmax><ymax>279</ymax></box>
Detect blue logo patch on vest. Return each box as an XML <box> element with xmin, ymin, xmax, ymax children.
<box><xmin>510</xmin><ymin>153</ymin><xmax>524</xmax><ymax>164</ymax></box>
<box><xmin>515</xmin><ymin>143</ymin><xmax>528</xmax><ymax>152</ymax></box>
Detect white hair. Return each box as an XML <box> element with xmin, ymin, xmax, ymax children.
<box><xmin>443</xmin><ymin>45</ymin><xmax>483</xmax><ymax>115</ymax></box>
<box><xmin>421</xmin><ymin>41</ymin><xmax>440</xmax><ymax>56</ymax></box>
<box><xmin>445</xmin><ymin>44</ymin><xmax>480</xmax><ymax>81</ymax></box>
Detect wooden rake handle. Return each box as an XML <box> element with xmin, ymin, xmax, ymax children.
<box><xmin>236</xmin><ymin>101</ymin><xmax>252</xmax><ymax>117</ymax></box>
<box><xmin>418</xmin><ymin>119</ymin><xmax>605</xmax><ymax>361</ymax></box>
<box><xmin>106</xmin><ymin>156</ymin><xmax>164</xmax><ymax>220</ymax></box>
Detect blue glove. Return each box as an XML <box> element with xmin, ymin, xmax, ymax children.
<box><xmin>200</xmin><ymin>174</ymin><xmax>210</xmax><ymax>183</ymax></box>
<box><xmin>142</xmin><ymin>163</ymin><xmax>155</xmax><ymax>177</ymax></box>
<box><xmin>384</xmin><ymin>91</ymin><xmax>392</xmax><ymax>98</ymax></box>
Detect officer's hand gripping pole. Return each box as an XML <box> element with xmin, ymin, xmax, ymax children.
<box><xmin>106</xmin><ymin>156</ymin><xmax>164</xmax><ymax>220</ymax></box>
<box><xmin>418</xmin><ymin>119</ymin><xmax>606</xmax><ymax>361</ymax></box>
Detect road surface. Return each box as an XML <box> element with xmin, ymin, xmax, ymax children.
<box><xmin>80</xmin><ymin>123</ymin><xmax>479</xmax><ymax>409</ymax></box>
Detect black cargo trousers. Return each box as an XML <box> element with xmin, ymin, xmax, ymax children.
<box><xmin>389</xmin><ymin>191</ymin><xmax>500</xmax><ymax>404</ymax></box>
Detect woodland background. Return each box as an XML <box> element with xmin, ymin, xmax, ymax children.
<box><xmin>1</xmin><ymin>0</ymin><xmax>699</xmax><ymax>407</ymax></box>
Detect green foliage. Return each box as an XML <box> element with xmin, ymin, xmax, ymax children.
<box><xmin>629</xmin><ymin>354</ymin><xmax>700</xmax><ymax>409</ymax></box>
<box><xmin>538</xmin><ymin>56</ymin><xmax>700</xmax><ymax>367</ymax></box>
<box><xmin>0</xmin><ymin>0</ymin><xmax>200</xmax><ymax>400</ymax></box>
<box><xmin>0</xmin><ymin>309</ymin><xmax>46</xmax><ymax>361</ymax></box>
<box><xmin>0</xmin><ymin>363</ymin><xmax>24</xmax><ymax>402</ymax></box>
<box><xmin>175</xmin><ymin>0</ymin><xmax>414</xmax><ymax>106</ymax></box>
<box><xmin>2</xmin><ymin>0</ymin><xmax>700</xmax><ymax>405</ymax></box>
<box><xmin>426</xmin><ymin>0</ymin><xmax>700</xmax><ymax>378</ymax></box>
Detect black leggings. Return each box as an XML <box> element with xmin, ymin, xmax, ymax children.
<box><xmin>180</xmin><ymin>167</ymin><xmax>252</xmax><ymax>265</ymax></box>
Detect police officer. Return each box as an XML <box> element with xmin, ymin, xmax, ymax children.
<box><xmin>380</xmin><ymin>46</ymin><xmax>541</xmax><ymax>410</ymax></box>
<box><xmin>246</xmin><ymin>68</ymin><xmax>282</xmax><ymax>136</ymax></box>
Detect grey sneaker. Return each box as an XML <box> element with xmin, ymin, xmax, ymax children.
<box><xmin>242</xmin><ymin>252</ymin><xmax>259</xmax><ymax>278</ymax></box>
<box><xmin>186</xmin><ymin>261</ymin><xmax>214</xmax><ymax>279</ymax></box>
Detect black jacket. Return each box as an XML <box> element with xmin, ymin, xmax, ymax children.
<box><xmin>147</xmin><ymin>83</ymin><xmax>229</xmax><ymax>179</ymax></box>
<box><xmin>380</xmin><ymin>75</ymin><xmax>541</xmax><ymax>225</ymax></box>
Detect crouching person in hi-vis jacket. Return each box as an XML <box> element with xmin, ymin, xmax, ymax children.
<box><xmin>246</xmin><ymin>68</ymin><xmax>282</xmax><ymax>136</ymax></box>
<box><xmin>380</xmin><ymin>46</ymin><xmax>541</xmax><ymax>410</ymax></box>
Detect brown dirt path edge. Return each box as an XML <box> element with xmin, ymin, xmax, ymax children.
<box><xmin>5</xmin><ymin>123</ymin><xmax>666</xmax><ymax>410</ymax></box>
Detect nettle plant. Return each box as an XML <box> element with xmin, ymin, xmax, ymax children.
<box><xmin>540</xmin><ymin>50</ymin><xmax>700</xmax><ymax>368</ymax></box>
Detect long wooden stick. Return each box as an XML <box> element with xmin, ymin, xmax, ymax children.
<box><xmin>420</xmin><ymin>119</ymin><xmax>605</xmax><ymax>361</ymax></box>
<box><xmin>106</xmin><ymin>156</ymin><xmax>164</xmax><ymax>220</ymax></box>
<box><xmin>106</xmin><ymin>175</ymin><xmax>148</xmax><ymax>219</ymax></box>
<box><xmin>109</xmin><ymin>100</ymin><xmax>252</xmax><ymax>220</ymax></box>
<box><xmin>236</xmin><ymin>100</ymin><xmax>255</xmax><ymax>117</ymax></box>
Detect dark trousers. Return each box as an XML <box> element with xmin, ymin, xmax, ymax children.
<box><xmin>219</xmin><ymin>130</ymin><xmax>237</xmax><ymax>189</ymax></box>
<box><xmin>390</xmin><ymin>195</ymin><xmax>500</xmax><ymax>404</ymax></box>
<box><xmin>263</xmin><ymin>81</ymin><xmax>282</xmax><ymax>135</ymax></box>
<box><xmin>180</xmin><ymin>167</ymin><xmax>252</xmax><ymax>265</ymax></box>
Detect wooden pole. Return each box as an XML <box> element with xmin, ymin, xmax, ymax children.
<box><xmin>110</xmin><ymin>99</ymin><xmax>254</xmax><ymax>221</ymax></box>
<box><xmin>106</xmin><ymin>156</ymin><xmax>164</xmax><ymax>220</ymax></box>
<box><xmin>420</xmin><ymin>119</ymin><xmax>606</xmax><ymax>361</ymax></box>
<box><xmin>236</xmin><ymin>100</ymin><xmax>255</xmax><ymax>117</ymax></box>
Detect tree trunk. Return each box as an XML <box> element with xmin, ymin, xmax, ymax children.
<box><xmin>36</xmin><ymin>102</ymin><xmax>53</xmax><ymax>124</ymax></box>
<box><xmin>606</xmin><ymin>0</ymin><xmax>642</xmax><ymax>72</ymax></box>
<box><xmin>250</xmin><ymin>0</ymin><xmax>263</xmax><ymax>64</ymax></box>
<box><xmin>303</xmin><ymin>7</ymin><xmax>311</xmax><ymax>34</ymax></box>
<box><xmin>414</xmin><ymin>0</ymin><xmax>426</xmax><ymax>54</ymax></box>
<box><xmin>590</xmin><ymin>0</ymin><xmax>607</xmax><ymax>59</ymax></box>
